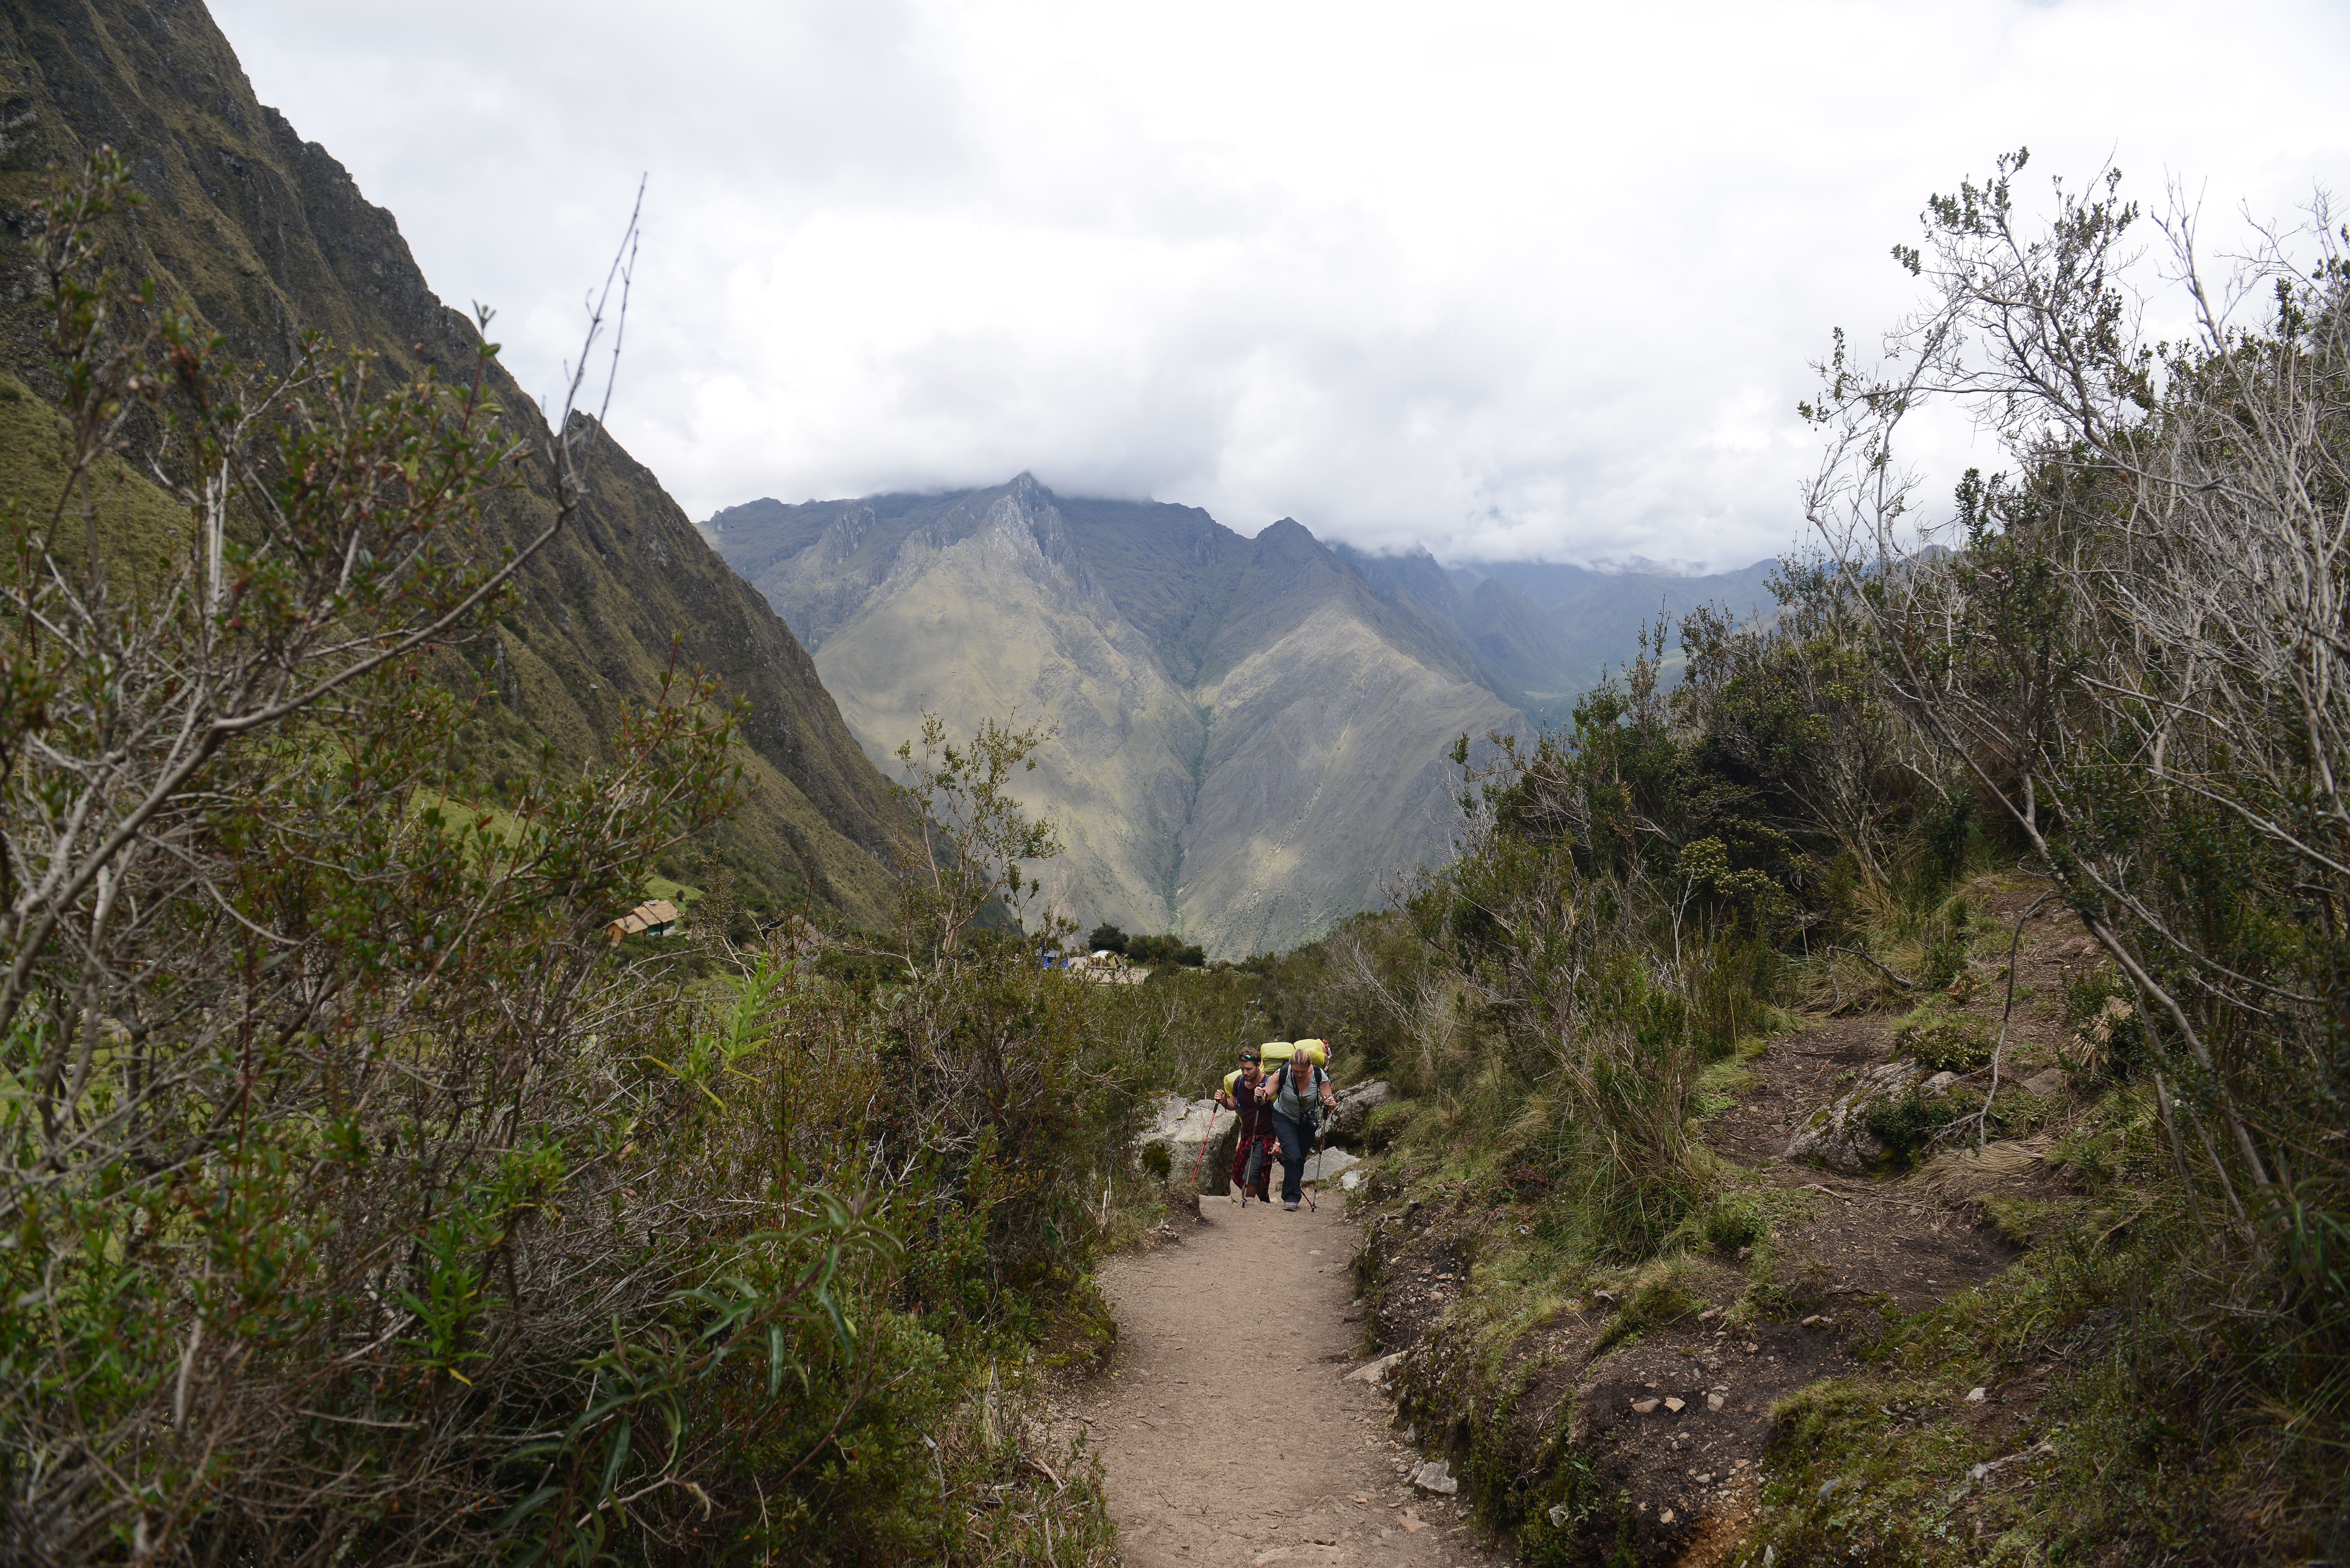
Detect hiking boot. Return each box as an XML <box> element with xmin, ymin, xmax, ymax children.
<box><xmin>1283</xmin><ymin>1200</ymin><xmax>1300</xmax><ymax>1211</ymax></box>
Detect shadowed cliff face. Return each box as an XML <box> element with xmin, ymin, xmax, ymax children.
<box><xmin>0</xmin><ymin>0</ymin><xmax>902</xmax><ymax>926</ymax></box>
<box><xmin>709</xmin><ymin>477</ymin><xmax>1526</xmax><ymax>957</ymax></box>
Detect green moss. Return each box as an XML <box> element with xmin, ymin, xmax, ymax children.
<box><xmin>1702</xmin><ymin>1192</ymin><xmax>1771</xmax><ymax>1253</ymax></box>
<box><xmin>1362</xmin><ymin>1097</ymin><xmax>1421</xmax><ymax>1150</ymax></box>
<box><xmin>1971</xmin><ymin>1194</ymin><xmax>2076</xmax><ymax>1250</ymax></box>
<box><xmin>1864</xmin><ymin>1082</ymin><xmax>1980</xmax><ymax>1165</ymax></box>
<box><xmin>1693</xmin><ymin>1032</ymin><xmax>1768</xmax><ymax>1116</ymax></box>
<box><xmin>1594</xmin><ymin>1261</ymin><xmax>1701</xmax><ymax>1352</ymax></box>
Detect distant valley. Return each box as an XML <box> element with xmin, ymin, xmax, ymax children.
<box><xmin>706</xmin><ymin>478</ymin><xmax>1780</xmax><ymax>956</ymax></box>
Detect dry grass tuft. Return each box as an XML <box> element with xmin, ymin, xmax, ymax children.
<box><xmin>1911</xmin><ymin>1134</ymin><xmax>2054</xmax><ymax>1198</ymax></box>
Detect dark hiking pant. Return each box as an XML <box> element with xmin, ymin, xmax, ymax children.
<box><xmin>1270</xmin><ymin>1109</ymin><xmax>1315</xmax><ymax>1204</ymax></box>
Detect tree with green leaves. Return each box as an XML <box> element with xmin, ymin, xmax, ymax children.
<box><xmin>1803</xmin><ymin>148</ymin><xmax>2350</xmax><ymax>1543</ymax></box>
<box><xmin>889</xmin><ymin>711</ymin><xmax>1068</xmax><ymax>961</ymax></box>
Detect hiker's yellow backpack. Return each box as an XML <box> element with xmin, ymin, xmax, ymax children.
<box><xmin>1262</xmin><ymin>1039</ymin><xmax>1327</xmax><ymax>1068</ymax></box>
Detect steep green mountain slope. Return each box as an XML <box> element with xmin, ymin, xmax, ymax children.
<box><xmin>0</xmin><ymin>0</ymin><xmax>899</xmax><ymax>926</ymax></box>
<box><xmin>708</xmin><ymin>477</ymin><xmax>1524</xmax><ymax>956</ymax></box>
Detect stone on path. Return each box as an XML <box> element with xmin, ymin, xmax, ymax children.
<box><xmin>1305</xmin><ymin>1147</ymin><xmax>1360</xmax><ymax>1184</ymax></box>
<box><xmin>1410</xmin><ymin>1459</ymin><xmax>1459</xmax><ymax>1496</ymax></box>
<box><xmin>1783</xmin><ymin>1060</ymin><xmax>1928</xmax><ymax>1173</ymax></box>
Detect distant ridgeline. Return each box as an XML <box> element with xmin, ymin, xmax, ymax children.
<box><xmin>0</xmin><ymin>0</ymin><xmax>904</xmax><ymax>929</ymax></box>
<box><xmin>705</xmin><ymin>477</ymin><xmax>1776</xmax><ymax>958</ymax></box>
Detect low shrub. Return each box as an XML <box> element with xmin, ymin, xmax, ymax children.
<box><xmin>1865</xmin><ymin>1083</ymin><xmax>1979</xmax><ymax>1165</ymax></box>
<box><xmin>2062</xmin><ymin>969</ymin><xmax>2145</xmax><ymax>1078</ymax></box>
<box><xmin>1704</xmin><ymin>1194</ymin><xmax>1771</xmax><ymax>1253</ymax></box>
<box><xmin>1891</xmin><ymin>1004</ymin><xmax>1992</xmax><ymax>1071</ymax></box>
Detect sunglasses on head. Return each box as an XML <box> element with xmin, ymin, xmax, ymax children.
<box><xmin>1239</xmin><ymin>1052</ymin><xmax>1259</xmax><ymax>1063</ymax></box>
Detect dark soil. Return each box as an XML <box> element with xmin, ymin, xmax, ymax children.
<box><xmin>1756</xmin><ymin>1167</ymin><xmax>2020</xmax><ymax>1314</ymax></box>
<box><xmin>1572</xmin><ymin>1316</ymin><xmax>1850</xmax><ymax>1558</ymax></box>
<box><xmin>1705</xmin><ymin>1017</ymin><xmax>1884</xmax><ymax>1166</ymax></box>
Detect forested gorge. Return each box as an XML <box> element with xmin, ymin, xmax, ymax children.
<box><xmin>3</xmin><ymin>108</ymin><xmax>2346</xmax><ymax>1568</ymax></box>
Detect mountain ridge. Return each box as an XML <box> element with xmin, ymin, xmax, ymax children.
<box><xmin>708</xmin><ymin>481</ymin><xmax>1784</xmax><ymax>953</ymax></box>
<box><xmin>708</xmin><ymin>478</ymin><xmax>1533</xmax><ymax>955</ymax></box>
<box><xmin>0</xmin><ymin>0</ymin><xmax>904</xmax><ymax>928</ymax></box>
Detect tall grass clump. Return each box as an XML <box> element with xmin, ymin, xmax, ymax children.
<box><xmin>1362</xmin><ymin>629</ymin><xmax>1830</xmax><ymax>1253</ymax></box>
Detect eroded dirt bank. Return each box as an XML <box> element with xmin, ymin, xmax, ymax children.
<box><xmin>1350</xmin><ymin>885</ymin><xmax>2103</xmax><ymax>1564</ymax></box>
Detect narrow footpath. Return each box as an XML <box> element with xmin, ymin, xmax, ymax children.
<box><xmin>1073</xmin><ymin>1196</ymin><xmax>1504</xmax><ymax>1568</ymax></box>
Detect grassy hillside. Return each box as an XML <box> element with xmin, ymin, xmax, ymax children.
<box><xmin>0</xmin><ymin>128</ymin><xmax>1159</xmax><ymax>1561</ymax></box>
<box><xmin>1128</xmin><ymin>650</ymin><xmax>2343</xmax><ymax>1564</ymax></box>
<box><xmin>1140</xmin><ymin>156</ymin><xmax>2350</xmax><ymax>1563</ymax></box>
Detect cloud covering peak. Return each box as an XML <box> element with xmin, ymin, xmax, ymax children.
<box><xmin>212</xmin><ymin>0</ymin><xmax>2350</xmax><ymax>569</ymax></box>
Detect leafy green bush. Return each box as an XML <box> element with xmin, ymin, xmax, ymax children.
<box><xmin>1126</xmin><ymin>932</ymin><xmax>1206</xmax><ymax>967</ymax></box>
<box><xmin>1864</xmin><ymin>1083</ymin><xmax>1978</xmax><ymax>1165</ymax></box>
<box><xmin>0</xmin><ymin>153</ymin><xmax>1125</xmax><ymax>1568</ymax></box>
<box><xmin>1891</xmin><ymin>1004</ymin><xmax>1992</xmax><ymax>1070</ymax></box>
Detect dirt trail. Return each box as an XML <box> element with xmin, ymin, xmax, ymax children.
<box><xmin>1076</xmin><ymin>1197</ymin><xmax>1503</xmax><ymax>1568</ymax></box>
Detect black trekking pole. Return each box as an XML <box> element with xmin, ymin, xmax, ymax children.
<box><xmin>1305</xmin><ymin>1113</ymin><xmax>1328</xmax><ymax>1213</ymax></box>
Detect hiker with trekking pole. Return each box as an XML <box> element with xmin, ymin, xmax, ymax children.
<box><xmin>1256</xmin><ymin>1044</ymin><xmax>1338</xmax><ymax>1212</ymax></box>
<box><xmin>1214</xmin><ymin>1046</ymin><xmax>1276</xmax><ymax>1204</ymax></box>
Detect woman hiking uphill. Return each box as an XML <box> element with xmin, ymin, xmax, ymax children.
<box><xmin>1213</xmin><ymin>1046</ymin><xmax>1274</xmax><ymax>1203</ymax></box>
<box><xmin>1256</xmin><ymin>1048</ymin><xmax>1337</xmax><ymax>1211</ymax></box>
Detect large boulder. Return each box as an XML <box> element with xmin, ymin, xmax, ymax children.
<box><xmin>1326</xmin><ymin>1079</ymin><xmax>1392</xmax><ymax>1146</ymax></box>
<box><xmin>1302</xmin><ymin>1147</ymin><xmax>1361</xmax><ymax>1185</ymax></box>
<box><xmin>1784</xmin><ymin>1061</ymin><xmax>1926</xmax><ymax>1174</ymax></box>
<box><xmin>1134</xmin><ymin>1094</ymin><xmax>1238</xmax><ymax>1194</ymax></box>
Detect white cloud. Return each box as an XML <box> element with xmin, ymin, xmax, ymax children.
<box><xmin>211</xmin><ymin>0</ymin><xmax>2350</xmax><ymax>570</ymax></box>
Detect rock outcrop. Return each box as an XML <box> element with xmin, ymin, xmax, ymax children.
<box><xmin>1135</xmin><ymin>1094</ymin><xmax>1238</xmax><ymax>1195</ymax></box>
<box><xmin>1783</xmin><ymin>1060</ymin><xmax>1927</xmax><ymax>1174</ymax></box>
<box><xmin>1326</xmin><ymin>1079</ymin><xmax>1394</xmax><ymax>1147</ymax></box>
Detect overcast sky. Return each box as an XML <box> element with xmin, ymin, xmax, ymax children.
<box><xmin>209</xmin><ymin>0</ymin><xmax>2348</xmax><ymax>571</ymax></box>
